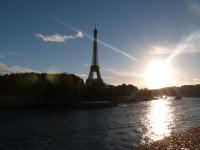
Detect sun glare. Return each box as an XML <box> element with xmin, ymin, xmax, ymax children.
<box><xmin>144</xmin><ymin>60</ymin><xmax>173</xmax><ymax>89</ymax></box>
<box><xmin>145</xmin><ymin>99</ymin><xmax>174</xmax><ymax>141</ymax></box>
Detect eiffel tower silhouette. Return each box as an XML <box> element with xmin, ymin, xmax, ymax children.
<box><xmin>86</xmin><ymin>26</ymin><xmax>104</xmax><ymax>86</ymax></box>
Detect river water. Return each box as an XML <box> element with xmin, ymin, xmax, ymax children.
<box><xmin>0</xmin><ymin>97</ymin><xmax>199</xmax><ymax>150</ymax></box>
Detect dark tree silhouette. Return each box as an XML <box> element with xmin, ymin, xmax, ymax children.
<box><xmin>0</xmin><ymin>73</ymin><xmax>139</xmax><ymax>104</ymax></box>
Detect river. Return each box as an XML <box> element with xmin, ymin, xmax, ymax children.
<box><xmin>0</xmin><ymin>97</ymin><xmax>199</xmax><ymax>150</ymax></box>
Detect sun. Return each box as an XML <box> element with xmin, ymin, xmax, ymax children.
<box><xmin>144</xmin><ymin>60</ymin><xmax>173</xmax><ymax>89</ymax></box>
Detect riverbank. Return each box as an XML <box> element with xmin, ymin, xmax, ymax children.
<box><xmin>0</xmin><ymin>96</ymin><xmax>198</xmax><ymax>109</ymax></box>
<box><xmin>0</xmin><ymin>96</ymin><xmax>122</xmax><ymax>109</ymax></box>
<box><xmin>0</xmin><ymin>96</ymin><xmax>196</xmax><ymax>109</ymax></box>
<box><xmin>138</xmin><ymin>127</ymin><xmax>200</xmax><ymax>150</ymax></box>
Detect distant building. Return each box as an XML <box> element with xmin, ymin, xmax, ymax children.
<box><xmin>86</xmin><ymin>26</ymin><xmax>104</xmax><ymax>86</ymax></box>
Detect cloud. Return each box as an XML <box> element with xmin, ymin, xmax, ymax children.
<box><xmin>193</xmin><ymin>78</ymin><xmax>200</xmax><ymax>82</ymax></box>
<box><xmin>0</xmin><ymin>51</ymin><xmax>18</xmax><ymax>59</ymax></box>
<box><xmin>35</xmin><ymin>31</ymin><xmax>84</xmax><ymax>42</ymax></box>
<box><xmin>0</xmin><ymin>54</ymin><xmax>5</xmax><ymax>59</ymax></box>
<box><xmin>167</xmin><ymin>30</ymin><xmax>200</xmax><ymax>61</ymax></box>
<box><xmin>149</xmin><ymin>46</ymin><xmax>171</xmax><ymax>55</ymax></box>
<box><xmin>149</xmin><ymin>31</ymin><xmax>200</xmax><ymax>61</ymax></box>
<box><xmin>149</xmin><ymin>45</ymin><xmax>172</xmax><ymax>55</ymax></box>
<box><xmin>83</xmin><ymin>63</ymin><xmax>90</xmax><ymax>66</ymax></box>
<box><xmin>47</xmin><ymin>65</ymin><xmax>60</xmax><ymax>73</ymax></box>
<box><xmin>7</xmin><ymin>51</ymin><xmax>15</xmax><ymax>55</ymax></box>
<box><xmin>0</xmin><ymin>63</ymin><xmax>33</xmax><ymax>75</ymax></box>
<box><xmin>191</xmin><ymin>78</ymin><xmax>200</xmax><ymax>84</ymax></box>
<box><xmin>76</xmin><ymin>74</ymin><xmax>88</xmax><ymax>78</ymax></box>
<box><xmin>103</xmin><ymin>68</ymin><xmax>144</xmax><ymax>78</ymax></box>
<box><xmin>186</xmin><ymin>0</ymin><xmax>200</xmax><ymax>16</ymax></box>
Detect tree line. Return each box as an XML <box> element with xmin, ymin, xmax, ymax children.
<box><xmin>0</xmin><ymin>73</ymin><xmax>199</xmax><ymax>103</ymax></box>
<box><xmin>0</xmin><ymin>73</ymin><xmax>139</xmax><ymax>101</ymax></box>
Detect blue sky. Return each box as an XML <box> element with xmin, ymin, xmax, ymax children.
<box><xmin>1</xmin><ymin>0</ymin><xmax>200</xmax><ymax>88</ymax></box>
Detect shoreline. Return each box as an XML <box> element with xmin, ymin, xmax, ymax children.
<box><xmin>137</xmin><ymin>127</ymin><xmax>200</xmax><ymax>150</ymax></box>
<box><xmin>0</xmin><ymin>96</ymin><xmax>146</xmax><ymax>108</ymax></box>
<box><xmin>0</xmin><ymin>96</ymin><xmax>198</xmax><ymax>109</ymax></box>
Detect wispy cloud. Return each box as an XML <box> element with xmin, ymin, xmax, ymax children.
<box><xmin>0</xmin><ymin>54</ymin><xmax>5</xmax><ymax>59</ymax></box>
<box><xmin>149</xmin><ymin>31</ymin><xmax>200</xmax><ymax>61</ymax></box>
<box><xmin>149</xmin><ymin>46</ymin><xmax>171</xmax><ymax>55</ymax></box>
<box><xmin>47</xmin><ymin>65</ymin><xmax>60</xmax><ymax>73</ymax></box>
<box><xmin>83</xmin><ymin>63</ymin><xmax>90</xmax><ymax>66</ymax></box>
<box><xmin>76</xmin><ymin>74</ymin><xmax>88</xmax><ymax>78</ymax></box>
<box><xmin>185</xmin><ymin>0</ymin><xmax>200</xmax><ymax>16</ymax></box>
<box><xmin>103</xmin><ymin>68</ymin><xmax>144</xmax><ymax>78</ymax></box>
<box><xmin>167</xmin><ymin>31</ymin><xmax>200</xmax><ymax>61</ymax></box>
<box><xmin>7</xmin><ymin>51</ymin><xmax>16</xmax><ymax>55</ymax></box>
<box><xmin>193</xmin><ymin>78</ymin><xmax>200</xmax><ymax>84</ymax></box>
<box><xmin>35</xmin><ymin>31</ymin><xmax>84</xmax><ymax>42</ymax></box>
<box><xmin>0</xmin><ymin>51</ymin><xmax>18</xmax><ymax>58</ymax></box>
<box><xmin>0</xmin><ymin>63</ymin><xmax>33</xmax><ymax>75</ymax></box>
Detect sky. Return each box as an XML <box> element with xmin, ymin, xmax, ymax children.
<box><xmin>1</xmin><ymin>0</ymin><xmax>200</xmax><ymax>88</ymax></box>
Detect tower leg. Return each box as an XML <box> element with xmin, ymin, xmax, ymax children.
<box><xmin>88</xmin><ymin>70</ymin><xmax>93</xmax><ymax>79</ymax></box>
<box><xmin>96</xmin><ymin>70</ymin><xmax>101</xmax><ymax>79</ymax></box>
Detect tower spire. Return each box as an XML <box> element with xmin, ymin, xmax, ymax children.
<box><xmin>86</xmin><ymin>26</ymin><xmax>104</xmax><ymax>86</ymax></box>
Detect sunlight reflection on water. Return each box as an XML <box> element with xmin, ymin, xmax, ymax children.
<box><xmin>142</xmin><ymin>98</ymin><xmax>175</xmax><ymax>143</ymax></box>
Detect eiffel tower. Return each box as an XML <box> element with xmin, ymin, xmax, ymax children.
<box><xmin>86</xmin><ymin>26</ymin><xmax>104</xmax><ymax>86</ymax></box>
